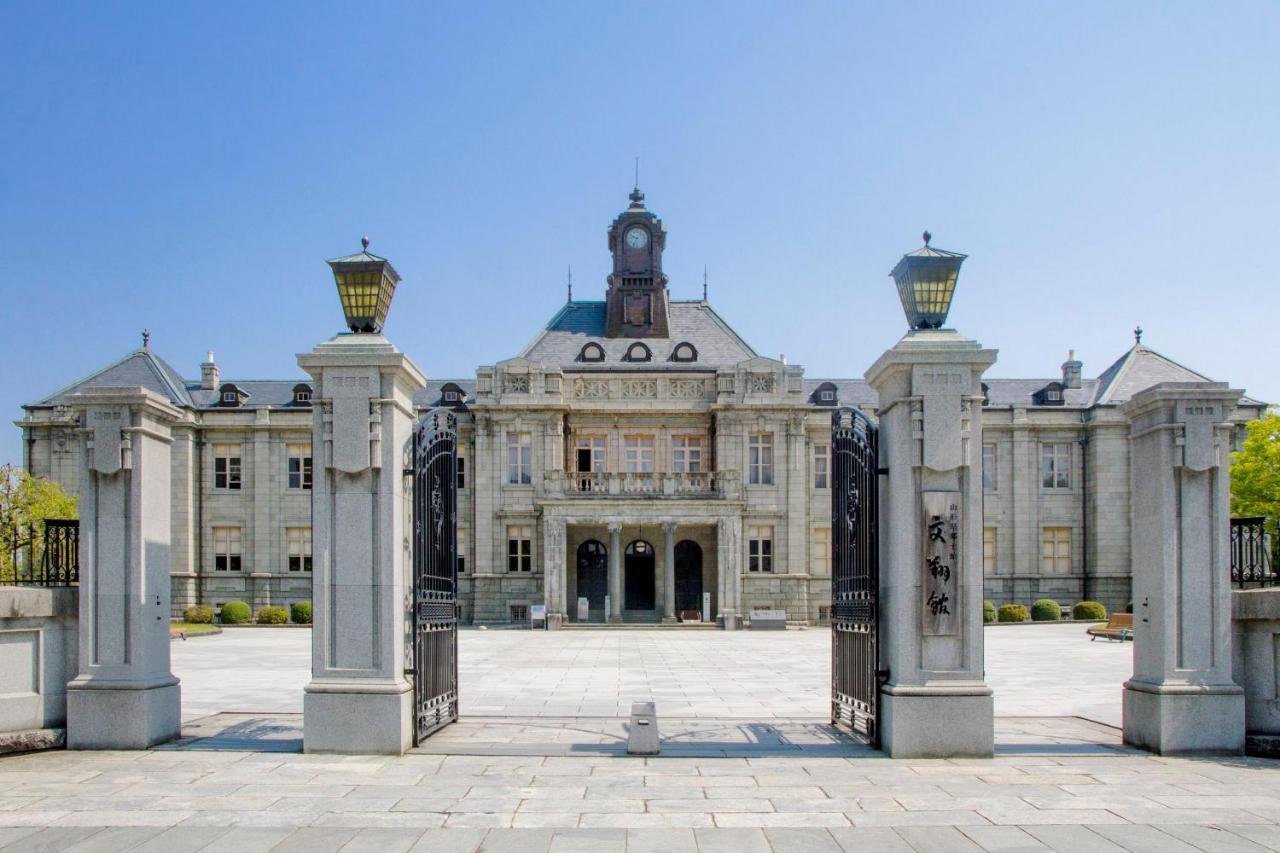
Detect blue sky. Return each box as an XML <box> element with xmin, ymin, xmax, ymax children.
<box><xmin>2</xmin><ymin>2</ymin><xmax>1277</xmax><ymax>468</ymax></box>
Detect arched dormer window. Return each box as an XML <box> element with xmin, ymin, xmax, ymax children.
<box><xmin>1034</xmin><ymin>382</ymin><xmax>1065</xmax><ymax>406</ymax></box>
<box><xmin>578</xmin><ymin>343</ymin><xmax>605</xmax><ymax>363</ymax></box>
<box><xmin>624</xmin><ymin>342</ymin><xmax>652</xmax><ymax>362</ymax></box>
<box><xmin>218</xmin><ymin>382</ymin><xmax>246</xmax><ymax>408</ymax></box>
<box><xmin>441</xmin><ymin>382</ymin><xmax>466</xmax><ymax>407</ymax></box>
<box><xmin>811</xmin><ymin>381</ymin><xmax>838</xmax><ymax>406</ymax></box>
<box><xmin>292</xmin><ymin>383</ymin><xmax>313</xmax><ymax>407</ymax></box>
<box><xmin>670</xmin><ymin>342</ymin><xmax>698</xmax><ymax>363</ymax></box>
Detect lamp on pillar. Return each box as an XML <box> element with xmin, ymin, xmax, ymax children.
<box><xmin>327</xmin><ymin>236</ymin><xmax>401</xmax><ymax>334</ymax></box>
<box><xmin>890</xmin><ymin>232</ymin><xmax>967</xmax><ymax>330</ymax></box>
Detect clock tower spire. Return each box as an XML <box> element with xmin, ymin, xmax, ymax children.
<box><xmin>605</xmin><ymin>184</ymin><xmax>670</xmax><ymax>338</ymax></box>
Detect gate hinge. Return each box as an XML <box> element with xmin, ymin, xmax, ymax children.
<box><xmin>877</xmin><ymin>668</ymin><xmax>891</xmax><ymax>685</ymax></box>
<box><xmin>877</xmin><ymin>467</ymin><xmax>890</xmax><ymax>476</ymax></box>
<box><xmin>404</xmin><ymin>668</ymin><xmax>416</xmax><ymax>677</ymax></box>
<box><xmin>402</xmin><ymin>467</ymin><xmax>414</xmax><ymax>477</ymax></box>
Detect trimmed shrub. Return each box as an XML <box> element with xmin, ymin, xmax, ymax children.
<box><xmin>982</xmin><ymin>600</ymin><xmax>997</xmax><ymax>624</ymax></box>
<box><xmin>256</xmin><ymin>606</ymin><xmax>289</xmax><ymax>625</ymax></box>
<box><xmin>183</xmin><ymin>605</ymin><xmax>214</xmax><ymax>624</ymax></box>
<box><xmin>291</xmin><ymin>600</ymin><xmax>313</xmax><ymax>625</ymax></box>
<box><xmin>997</xmin><ymin>604</ymin><xmax>1029</xmax><ymax>623</ymax></box>
<box><xmin>1030</xmin><ymin>598</ymin><xmax>1061</xmax><ymax>622</ymax></box>
<box><xmin>219</xmin><ymin>601</ymin><xmax>252</xmax><ymax>624</ymax></box>
<box><xmin>1073</xmin><ymin>601</ymin><xmax>1107</xmax><ymax>621</ymax></box>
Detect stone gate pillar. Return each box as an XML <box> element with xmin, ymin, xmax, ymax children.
<box><xmin>1121</xmin><ymin>382</ymin><xmax>1245</xmax><ymax>754</ymax></box>
<box><xmin>866</xmin><ymin>330</ymin><xmax>997</xmax><ymax>758</ymax></box>
<box><xmin>298</xmin><ymin>334</ymin><xmax>426</xmax><ymax>754</ymax></box>
<box><xmin>542</xmin><ymin>515</ymin><xmax>566</xmax><ymax>629</ymax></box>
<box><xmin>65</xmin><ymin>387</ymin><xmax>182</xmax><ymax>749</ymax></box>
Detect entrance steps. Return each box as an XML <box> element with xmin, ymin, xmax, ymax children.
<box><xmin>560</xmin><ymin>621</ymin><xmax>718</xmax><ymax>630</ymax></box>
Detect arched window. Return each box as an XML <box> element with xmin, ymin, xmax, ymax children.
<box><xmin>811</xmin><ymin>382</ymin><xmax>838</xmax><ymax>406</ymax></box>
<box><xmin>441</xmin><ymin>382</ymin><xmax>466</xmax><ymax>406</ymax></box>
<box><xmin>218</xmin><ymin>383</ymin><xmax>244</xmax><ymax>408</ymax></box>
<box><xmin>670</xmin><ymin>342</ymin><xmax>698</xmax><ymax>362</ymax></box>
<box><xmin>624</xmin><ymin>342</ymin><xmax>652</xmax><ymax>362</ymax></box>
<box><xmin>292</xmin><ymin>383</ymin><xmax>312</xmax><ymax>407</ymax></box>
<box><xmin>579</xmin><ymin>343</ymin><xmax>605</xmax><ymax>362</ymax></box>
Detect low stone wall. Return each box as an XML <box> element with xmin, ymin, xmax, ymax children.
<box><xmin>1232</xmin><ymin>588</ymin><xmax>1280</xmax><ymax>737</ymax></box>
<box><xmin>0</xmin><ymin>586</ymin><xmax>78</xmax><ymax>742</ymax></box>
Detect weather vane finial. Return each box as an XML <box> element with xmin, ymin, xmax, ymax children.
<box><xmin>703</xmin><ymin>265</ymin><xmax>708</xmax><ymax>301</ymax></box>
<box><xmin>142</xmin><ymin>329</ymin><xmax>150</xmax><ymax>349</ymax></box>
<box><xmin>361</xmin><ymin>235</ymin><xmax>370</xmax><ymax>252</ymax></box>
<box><xmin>567</xmin><ymin>264</ymin><xmax>573</xmax><ymax>302</ymax></box>
<box><xmin>1134</xmin><ymin>325</ymin><xmax>1143</xmax><ymax>345</ymax></box>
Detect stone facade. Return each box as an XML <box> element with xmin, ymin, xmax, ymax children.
<box><xmin>15</xmin><ymin>192</ymin><xmax>1267</xmax><ymax>622</ymax></box>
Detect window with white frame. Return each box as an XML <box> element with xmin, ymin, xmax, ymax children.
<box><xmin>213</xmin><ymin>526</ymin><xmax>242</xmax><ymax>572</ymax></box>
<box><xmin>1041</xmin><ymin>443</ymin><xmax>1071</xmax><ymax>489</ymax></box>
<box><xmin>982</xmin><ymin>444</ymin><xmax>997</xmax><ymax>491</ymax></box>
<box><xmin>457</xmin><ymin>531</ymin><xmax>467</xmax><ymax>574</ymax></box>
<box><xmin>983</xmin><ymin>527</ymin><xmax>997</xmax><ymax>575</ymax></box>
<box><xmin>507</xmin><ymin>525</ymin><xmax>532</xmax><ymax>572</ymax></box>
<box><xmin>575</xmin><ymin>436</ymin><xmax>606</xmax><ymax>473</ymax></box>
<box><xmin>287</xmin><ymin>526</ymin><xmax>312</xmax><ymax>572</ymax></box>
<box><xmin>213</xmin><ymin>444</ymin><xmax>241</xmax><ymax>490</ymax></box>
<box><xmin>287</xmin><ymin>443</ymin><xmax>312</xmax><ymax>490</ymax></box>
<box><xmin>1041</xmin><ymin>527</ymin><xmax>1071</xmax><ymax>574</ymax></box>
<box><xmin>671</xmin><ymin>436</ymin><xmax>703</xmax><ymax>473</ymax></box>
<box><xmin>624</xmin><ymin>436</ymin><xmax>655</xmax><ymax>473</ymax></box>
<box><xmin>749</xmin><ymin>433</ymin><xmax>774</xmax><ymax>485</ymax></box>
<box><xmin>748</xmin><ymin>525</ymin><xmax>774</xmax><ymax>572</ymax></box>
<box><xmin>507</xmin><ymin>432</ymin><xmax>532</xmax><ymax>485</ymax></box>
<box><xmin>813</xmin><ymin>444</ymin><xmax>830</xmax><ymax>489</ymax></box>
<box><xmin>813</xmin><ymin>527</ymin><xmax>831</xmax><ymax>576</ymax></box>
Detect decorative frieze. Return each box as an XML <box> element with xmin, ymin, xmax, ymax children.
<box><xmin>621</xmin><ymin>379</ymin><xmax>656</xmax><ymax>399</ymax></box>
<box><xmin>668</xmin><ymin>379</ymin><xmax>706</xmax><ymax>399</ymax></box>
<box><xmin>573</xmin><ymin>379</ymin><xmax>609</xmax><ymax>399</ymax></box>
<box><xmin>749</xmin><ymin>374</ymin><xmax>774</xmax><ymax>393</ymax></box>
<box><xmin>504</xmin><ymin>374</ymin><xmax>530</xmax><ymax>394</ymax></box>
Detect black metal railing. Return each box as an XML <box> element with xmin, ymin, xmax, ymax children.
<box><xmin>1231</xmin><ymin>517</ymin><xmax>1276</xmax><ymax>587</ymax></box>
<box><xmin>1</xmin><ymin>519</ymin><xmax>79</xmax><ymax>586</ymax></box>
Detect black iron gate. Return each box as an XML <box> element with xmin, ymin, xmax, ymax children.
<box><xmin>411</xmin><ymin>408</ymin><xmax>459</xmax><ymax>743</ymax></box>
<box><xmin>831</xmin><ymin>407</ymin><xmax>880</xmax><ymax>745</ymax></box>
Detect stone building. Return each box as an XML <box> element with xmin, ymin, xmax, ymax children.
<box><xmin>16</xmin><ymin>189</ymin><xmax>1265</xmax><ymax>620</ymax></box>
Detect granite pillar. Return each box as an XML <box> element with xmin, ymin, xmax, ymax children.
<box><xmin>65</xmin><ymin>387</ymin><xmax>182</xmax><ymax>749</ymax></box>
<box><xmin>608</xmin><ymin>522</ymin><xmax>622</xmax><ymax>623</ymax></box>
<box><xmin>297</xmin><ymin>333</ymin><xmax>427</xmax><ymax>755</ymax></box>
<box><xmin>543</xmin><ymin>515</ymin><xmax>566</xmax><ymax>629</ymax></box>
<box><xmin>662</xmin><ymin>521</ymin><xmax>677</xmax><ymax>623</ymax></box>
<box><xmin>717</xmin><ymin>517</ymin><xmax>741</xmax><ymax>630</ymax></box>
<box><xmin>866</xmin><ymin>329</ymin><xmax>997</xmax><ymax>758</ymax></box>
<box><xmin>1121</xmin><ymin>382</ymin><xmax>1245</xmax><ymax>754</ymax></box>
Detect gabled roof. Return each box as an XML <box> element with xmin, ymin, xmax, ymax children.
<box><xmin>519</xmin><ymin>300</ymin><xmax>757</xmax><ymax>369</ymax></box>
<box><xmin>34</xmin><ymin>347</ymin><xmax>192</xmax><ymax>408</ymax></box>
<box><xmin>1091</xmin><ymin>344</ymin><xmax>1214</xmax><ymax>406</ymax></box>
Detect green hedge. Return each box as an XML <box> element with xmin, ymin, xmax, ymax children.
<box><xmin>1073</xmin><ymin>601</ymin><xmax>1107</xmax><ymax>621</ymax></box>
<box><xmin>256</xmin><ymin>606</ymin><xmax>289</xmax><ymax>625</ymax></box>
<box><xmin>291</xmin><ymin>601</ymin><xmax>313</xmax><ymax>624</ymax></box>
<box><xmin>982</xmin><ymin>601</ymin><xmax>997</xmax><ymax>624</ymax></box>
<box><xmin>1030</xmin><ymin>599</ymin><xmax>1061</xmax><ymax>622</ymax></box>
<box><xmin>219</xmin><ymin>601</ymin><xmax>252</xmax><ymax>624</ymax></box>
<box><xmin>183</xmin><ymin>605</ymin><xmax>214</xmax><ymax>624</ymax></box>
<box><xmin>997</xmin><ymin>604</ymin><xmax>1029</xmax><ymax>623</ymax></box>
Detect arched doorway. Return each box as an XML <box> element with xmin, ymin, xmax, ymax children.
<box><xmin>674</xmin><ymin>539</ymin><xmax>703</xmax><ymax>616</ymax></box>
<box><xmin>576</xmin><ymin>540</ymin><xmax>607</xmax><ymax>621</ymax></box>
<box><xmin>624</xmin><ymin>540</ymin><xmax>656</xmax><ymax>611</ymax></box>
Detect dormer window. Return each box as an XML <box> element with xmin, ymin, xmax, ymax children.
<box><xmin>444</xmin><ymin>390</ymin><xmax>459</xmax><ymax>403</ymax></box>
<box><xmin>579</xmin><ymin>343</ymin><xmax>605</xmax><ymax>363</ymax></box>
<box><xmin>624</xmin><ymin>342</ymin><xmax>652</xmax><ymax>362</ymax></box>
<box><xmin>981</xmin><ymin>383</ymin><xmax>991</xmax><ymax>406</ymax></box>
<box><xmin>670</xmin><ymin>342</ymin><xmax>698</xmax><ymax>363</ymax></box>
<box><xmin>1034</xmin><ymin>382</ymin><xmax>1066</xmax><ymax>406</ymax></box>
<box><xmin>820</xmin><ymin>390</ymin><xmax>835</xmax><ymax>402</ymax></box>
<box><xmin>218</xmin><ymin>383</ymin><xmax>246</xmax><ymax>408</ymax></box>
<box><xmin>811</xmin><ymin>382</ymin><xmax>838</xmax><ymax>406</ymax></box>
<box><xmin>292</xmin><ymin>383</ymin><xmax>313</xmax><ymax>407</ymax></box>
<box><xmin>440</xmin><ymin>382</ymin><xmax>466</xmax><ymax>408</ymax></box>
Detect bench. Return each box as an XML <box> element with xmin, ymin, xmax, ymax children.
<box><xmin>1087</xmin><ymin>612</ymin><xmax>1133</xmax><ymax>642</ymax></box>
<box><xmin>749</xmin><ymin>609</ymin><xmax>787</xmax><ymax>631</ymax></box>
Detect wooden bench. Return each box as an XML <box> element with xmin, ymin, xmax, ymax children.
<box><xmin>1087</xmin><ymin>612</ymin><xmax>1133</xmax><ymax>642</ymax></box>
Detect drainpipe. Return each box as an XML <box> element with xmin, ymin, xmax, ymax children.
<box><xmin>196</xmin><ymin>433</ymin><xmax>205</xmax><ymax>606</ymax></box>
<box><xmin>1079</xmin><ymin>412</ymin><xmax>1090</xmax><ymax>603</ymax></box>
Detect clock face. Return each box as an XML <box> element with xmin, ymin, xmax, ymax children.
<box><xmin>625</xmin><ymin>227</ymin><xmax>649</xmax><ymax>249</ymax></box>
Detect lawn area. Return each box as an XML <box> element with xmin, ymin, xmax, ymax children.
<box><xmin>170</xmin><ymin>622</ymin><xmax>221</xmax><ymax>638</ymax></box>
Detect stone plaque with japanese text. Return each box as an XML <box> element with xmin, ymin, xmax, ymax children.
<box><xmin>922</xmin><ymin>491</ymin><xmax>960</xmax><ymax>636</ymax></box>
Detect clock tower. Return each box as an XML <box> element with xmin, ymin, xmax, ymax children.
<box><xmin>605</xmin><ymin>185</ymin><xmax>670</xmax><ymax>338</ymax></box>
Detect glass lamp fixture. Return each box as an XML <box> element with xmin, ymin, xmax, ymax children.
<box><xmin>327</xmin><ymin>236</ymin><xmax>401</xmax><ymax>334</ymax></box>
<box><xmin>890</xmin><ymin>231</ymin><xmax>967</xmax><ymax>330</ymax></box>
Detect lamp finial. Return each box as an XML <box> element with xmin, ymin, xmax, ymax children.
<box><xmin>922</xmin><ymin>230</ymin><xmax>932</xmax><ymax>246</ymax></box>
<box><xmin>1134</xmin><ymin>325</ymin><xmax>1143</xmax><ymax>345</ymax></box>
<box><xmin>142</xmin><ymin>329</ymin><xmax>150</xmax><ymax>349</ymax></box>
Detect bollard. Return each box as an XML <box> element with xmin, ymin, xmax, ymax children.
<box><xmin>627</xmin><ymin>701</ymin><xmax>659</xmax><ymax>756</ymax></box>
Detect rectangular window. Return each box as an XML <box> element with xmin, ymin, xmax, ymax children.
<box><xmin>983</xmin><ymin>527</ymin><xmax>997</xmax><ymax>575</ymax></box>
<box><xmin>457</xmin><ymin>532</ymin><xmax>467</xmax><ymax>574</ymax></box>
<box><xmin>507</xmin><ymin>525</ymin><xmax>532</xmax><ymax>572</ymax></box>
<box><xmin>748</xmin><ymin>525</ymin><xmax>774</xmax><ymax>572</ymax></box>
<box><xmin>813</xmin><ymin>527</ymin><xmax>831</xmax><ymax>576</ymax></box>
<box><xmin>510</xmin><ymin>604</ymin><xmax>529</xmax><ymax>622</ymax></box>
<box><xmin>982</xmin><ymin>444</ymin><xmax>996</xmax><ymax>491</ymax></box>
<box><xmin>287</xmin><ymin>526</ymin><xmax>312</xmax><ymax>572</ymax></box>
<box><xmin>213</xmin><ymin>526</ymin><xmax>242</xmax><ymax>572</ymax></box>
<box><xmin>507</xmin><ymin>433</ymin><xmax>532</xmax><ymax>485</ymax></box>
<box><xmin>813</xmin><ymin>445</ymin><xmax>830</xmax><ymax>489</ymax></box>
<box><xmin>456</xmin><ymin>450</ymin><xmax>466</xmax><ymax>490</ymax></box>
<box><xmin>287</xmin><ymin>443</ymin><xmax>312</xmax><ymax>490</ymax></box>
<box><xmin>671</xmin><ymin>436</ymin><xmax>703</xmax><ymax>473</ymax></box>
<box><xmin>624</xmin><ymin>436</ymin><xmax>655</xmax><ymax>473</ymax></box>
<box><xmin>749</xmin><ymin>433</ymin><xmax>774</xmax><ymax>485</ymax></box>
<box><xmin>213</xmin><ymin>444</ymin><xmax>241</xmax><ymax>490</ymax></box>
<box><xmin>1041</xmin><ymin>443</ymin><xmax>1072</xmax><ymax>489</ymax></box>
<box><xmin>576</xmin><ymin>436</ymin><xmax>606</xmax><ymax>472</ymax></box>
<box><xmin>1041</xmin><ymin>527</ymin><xmax>1071</xmax><ymax>574</ymax></box>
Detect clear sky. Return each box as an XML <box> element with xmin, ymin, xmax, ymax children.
<box><xmin>2</xmin><ymin>2</ymin><xmax>1277</xmax><ymax>468</ymax></box>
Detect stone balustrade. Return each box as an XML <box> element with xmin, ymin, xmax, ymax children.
<box><xmin>545</xmin><ymin>470</ymin><xmax>738</xmax><ymax>498</ymax></box>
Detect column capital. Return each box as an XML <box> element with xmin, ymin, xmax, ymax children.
<box><xmin>662</xmin><ymin>521</ymin><xmax>678</xmax><ymax>534</ymax></box>
<box><xmin>607</xmin><ymin>520</ymin><xmax>623</xmax><ymax>533</ymax></box>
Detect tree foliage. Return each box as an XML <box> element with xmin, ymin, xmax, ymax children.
<box><xmin>0</xmin><ymin>464</ymin><xmax>78</xmax><ymax>577</ymax></box>
<box><xmin>1232</xmin><ymin>412</ymin><xmax>1280</xmax><ymax>521</ymax></box>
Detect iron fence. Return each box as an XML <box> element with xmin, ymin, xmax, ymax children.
<box><xmin>1231</xmin><ymin>517</ymin><xmax>1277</xmax><ymax>588</ymax></box>
<box><xmin>1</xmin><ymin>519</ymin><xmax>79</xmax><ymax>586</ymax></box>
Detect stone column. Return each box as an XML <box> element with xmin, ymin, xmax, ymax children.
<box><xmin>297</xmin><ymin>333</ymin><xmax>426</xmax><ymax>755</ymax></box>
<box><xmin>662</xmin><ymin>521</ymin><xmax>677</xmax><ymax>623</ymax></box>
<box><xmin>65</xmin><ymin>387</ymin><xmax>182</xmax><ymax>749</ymax></box>
<box><xmin>1121</xmin><ymin>382</ymin><xmax>1244</xmax><ymax>754</ymax></box>
<box><xmin>866</xmin><ymin>329</ymin><xmax>997</xmax><ymax>758</ymax></box>
<box><xmin>717</xmin><ymin>516</ymin><xmax>741</xmax><ymax>630</ymax></box>
<box><xmin>542</xmin><ymin>514</ymin><xmax>566</xmax><ymax>629</ymax></box>
<box><xmin>608</xmin><ymin>521</ymin><xmax>622</xmax><ymax>623</ymax></box>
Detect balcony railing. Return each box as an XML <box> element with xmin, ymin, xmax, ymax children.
<box><xmin>551</xmin><ymin>471</ymin><xmax>738</xmax><ymax>499</ymax></box>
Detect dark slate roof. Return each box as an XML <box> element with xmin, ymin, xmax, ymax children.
<box><xmin>413</xmin><ymin>380</ymin><xmax>477</xmax><ymax>409</ymax></box>
<box><xmin>802</xmin><ymin>380</ymin><xmax>878</xmax><ymax>410</ymax></box>
<box><xmin>983</xmin><ymin>379</ymin><xmax>1100</xmax><ymax>409</ymax></box>
<box><xmin>35</xmin><ymin>348</ymin><xmax>193</xmax><ymax>408</ymax></box>
<box><xmin>189</xmin><ymin>381</ymin><xmax>312</xmax><ymax>410</ymax></box>
<box><xmin>520</xmin><ymin>301</ymin><xmax>756</xmax><ymax>369</ymax></box>
<box><xmin>1091</xmin><ymin>344</ymin><xmax>1209</xmax><ymax>405</ymax></box>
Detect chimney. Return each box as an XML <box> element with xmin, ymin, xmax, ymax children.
<box><xmin>201</xmin><ymin>351</ymin><xmax>220</xmax><ymax>391</ymax></box>
<box><xmin>1061</xmin><ymin>349</ymin><xmax>1083</xmax><ymax>390</ymax></box>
